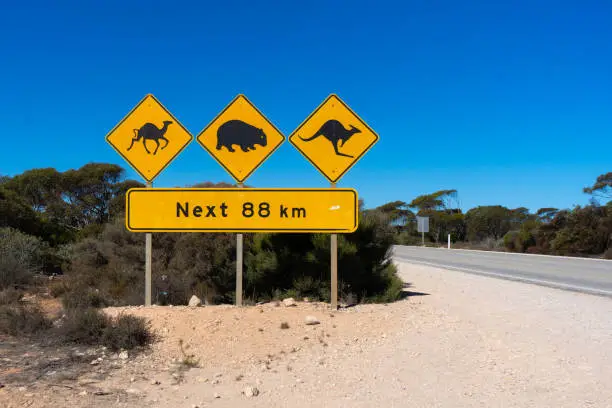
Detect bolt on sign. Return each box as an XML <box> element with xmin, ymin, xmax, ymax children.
<box><xmin>289</xmin><ymin>94</ymin><xmax>379</xmax><ymax>184</ymax></box>
<box><xmin>125</xmin><ymin>188</ymin><xmax>358</xmax><ymax>233</ymax></box>
<box><xmin>105</xmin><ymin>94</ymin><xmax>193</xmax><ymax>183</ymax></box>
<box><xmin>196</xmin><ymin>94</ymin><xmax>285</xmax><ymax>183</ymax></box>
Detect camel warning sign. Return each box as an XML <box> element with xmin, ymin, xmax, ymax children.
<box><xmin>105</xmin><ymin>94</ymin><xmax>193</xmax><ymax>183</ymax></box>
<box><xmin>289</xmin><ymin>94</ymin><xmax>379</xmax><ymax>184</ymax></box>
<box><xmin>196</xmin><ymin>94</ymin><xmax>285</xmax><ymax>183</ymax></box>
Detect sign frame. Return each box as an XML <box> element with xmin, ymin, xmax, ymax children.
<box><xmin>105</xmin><ymin>93</ymin><xmax>193</xmax><ymax>183</ymax></box>
<box><xmin>288</xmin><ymin>93</ymin><xmax>379</xmax><ymax>184</ymax></box>
<box><xmin>125</xmin><ymin>187</ymin><xmax>359</xmax><ymax>233</ymax></box>
<box><xmin>196</xmin><ymin>94</ymin><xmax>286</xmax><ymax>183</ymax></box>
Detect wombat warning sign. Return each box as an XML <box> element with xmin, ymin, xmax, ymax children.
<box><xmin>196</xmin><ymin>94</ymin><xmax>285</xmax><ymax>183</ymax></box>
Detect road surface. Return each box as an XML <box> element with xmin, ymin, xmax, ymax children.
<box><xmin>393</xmin><ymin>245</ymin><xmax>612</xmax><ymax>297</ymax></box>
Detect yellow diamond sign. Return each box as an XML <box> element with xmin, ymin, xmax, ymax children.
<box><xmin>196</xmin><ymin>94</ymin><xmax>285</xmax><ymax>183</ymax></box>
<box><xmin>289</xmin><ymin>94</ymin><xmax>379</xmax><ymax>184</ymax></box>
<box><xmin>105</xmin><ymin>94</ymin><xmax>193</xmax><ymax>183</ymax></box>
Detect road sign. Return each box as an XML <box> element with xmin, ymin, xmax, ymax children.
<box><xmin>417</xmin><ymin>216</ymin><xmax>429</xmax><ymax>233</ymax></box>
<box><xmin>289</xmin><ymin>94</ymin><xmax>379</xmax><ymax>184</ymax></box>
<box><xmin>105</xmin><ymin>94</ymin><xmax>193</xmax><ymax>183</ymax></box>
<box><xmin>126</xmin><ymin>188</ymin><xmax>358</xmax><ymax>233</ymax></box>
<box><xmin>196</xmin><ymin>95</ymin><xmax>285</xmax><ymax>183</ymax></box>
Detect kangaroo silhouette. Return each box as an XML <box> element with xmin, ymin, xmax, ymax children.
<box><xmin>127</xmin><ymin>120</ymin><xmax>172</xmax><ymax>155</ymax></box>
<box><xmin>299</xmin><ymin>119</ymin><xmax>361</xmax><ymax>158</ymax></box>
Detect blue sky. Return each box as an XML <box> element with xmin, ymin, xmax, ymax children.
<box><xmin>1</xmin><ymin>0</ymin><xmax>610</xmax><ymax>212</ymax></box>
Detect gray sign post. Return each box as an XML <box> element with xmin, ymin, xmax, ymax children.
<box><xmin>416</xmin><ymin>216</ymin><xmax>429</xmax><ymax>246</ymax></box>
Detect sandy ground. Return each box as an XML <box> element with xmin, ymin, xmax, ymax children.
<box><xmin>2</xmin><ymin>260</ymin><xmax>612</xmax><ymax>407</ymax></box>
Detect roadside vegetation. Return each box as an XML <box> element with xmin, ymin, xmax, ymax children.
<box><xmin>0</xmin><ymin>163</ymin><xmax>609</xmax><ymax>335</ymax></box>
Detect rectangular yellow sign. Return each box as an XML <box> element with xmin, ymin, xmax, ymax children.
<box><xmin>126</xmin><ymin>188</ymin><xmax>358</xmax><ymax>233</ymax></box>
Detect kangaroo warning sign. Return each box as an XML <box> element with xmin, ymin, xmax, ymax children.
<box><xmin>125</xmin><ymin>188</ymin><xmax>358</xmax><ymax>233</ymax></box>
<box><xmin>196</xmin><ymin>94</ymin><xmax>285</xmax><ymax>183</ymax></box>
<box><xmin>289</xmin><ymin>94</ymin><xmax>379</xmax><ymax>184</ymax></box>
<box><xmin>105</xmin><ymin>94</ymin><xmax>193</xmax><ymax>183</ymax></box>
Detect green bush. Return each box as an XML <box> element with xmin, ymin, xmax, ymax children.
<box><xmin>61</xmin><ymin>308</ymin><xmax>109</xmax><ymax>344</ymax></box>
<box><xmin>0</xmin><ymin>288</ymin><xmax>23</xmax><ymax>305</ymax></box>
<box><xmin>61</xmin><ymin>308</ymin><xmax>154</xmax><ymax>350</ymax></box>
<box><xmin>0</xmin><ymin>303</ymin><xmax>52</xmax><ymax>336</ymax></box>
<box><xmin>102</xmin><ymin>313</ymin><xmax>154</xmax><ymax>351</ymax></box>
<box><xmin>62</xmin><ymin>287</ymin><xmax>111</xmax><ymax>309</ymax></box>
<box><xmin>0</xmin><ymin>227</ymin><xmax>48</xmax><ymax>289</ymax></box>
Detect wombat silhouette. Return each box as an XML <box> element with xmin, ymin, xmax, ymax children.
<box><xmin>127</xmin><ymin>121</ymin><xmax>172</xmax><ymax>155</ymax></box>
<box><xmin>299</xmin><ymin>119</ymin><xmax>361</xmax><ymax>158</ymax></box>
<box><xmin>216</xmin><ymin>119</ymin><xmax>267</xmax><ymax>153</ymax></box>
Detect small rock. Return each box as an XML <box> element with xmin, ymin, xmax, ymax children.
<box><xmin>303</xmin><ymin>297</ymin><xmax>310</xmax><ymax>303</ymax></box>
<box><xmin>79</xmin><ymin>391</ymin><xmax>87</xmax><ymax>396</ymax></box>
<box><xmin>212</xmin><ymin>379</ymin><xmax>220</xmax><ymax>385</ymax></box>
<box><xmin>196</xmin><ymin>377</ymin><xmax>208</xmax><ymax>383</ymax></box>
<box><xmin>118</xmin><ymin>351</ymin><xmax>129</xmax><ymax>360</ymax></box>
<box><xmin>214</xmin><ymin>372</ymin><xmax>223</xmax><ymax>378</ymax></box>
<box><xmin>125</xmin><ymin>388</ymin><xmax>141</xmax><ymax>395</ymax></box>
<box><xmin>18</xmin><ymin>386</ymin><xmax>27</xmax><ymax>392</ymax></box>
<box><xmin>150</xmin><ymin>379</ymin><xmax>160</xmax><ymax>385</ymax></box>
<box><xmin>214</xmin><ymin>393</ymin><xmax>221</xmax><ymax>399</ymax></box>
<box><xmin>243</xmin><ymin>386</ymin><xmax>259</xmax><ymax>397</ymax></box>
<box><xmin>296</xmin><ymin>378</ymin><xmax>302</xmax><ymax>383</ymax></box>
<box><xmin>188</xmin><ymin>295</ymin><xmax>202</xmax><ymax>307</ymax></box>
<box><xmin>90</xmin><ymin>359</ymin><xmax>100</xmax><ymax>366</ymax></box>
<box><xmin>282</xmin><ymin>298</ymin><xmax>297</xmax><ymax>307</ymax></box>
<box><xmin>235</xmin><ymin>374</ymin><xmax>243</xmax><ymax>381</ymax></box>
<box><xmin>280</xmin><ymin>322</ymin><xmax>290</xmax><ymax>329</ymax></box>
<box><xmin>305</xmin><ymin>316</ymin><xmax>320</xmax><ymax>325</ymax></box>
<box><xmin>130</xmin><ymin>377</ymin><xmax>135</xmax><ymax>383</ymax></box>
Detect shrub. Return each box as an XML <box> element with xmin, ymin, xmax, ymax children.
<box><xmin>61</xmin><ymin>308</ymin><xmax>154</xmax><ymax>350</ymax></box>
<box><xmin>0</xmin><ymin>288</ymin><xmax>23</xmax><ymax>305</ymax></box>
<box><xmin>102</xmin><ymin>313</ymin><xmax>154</xmax><ymax>351</ymax></box>
<box><xmin>48</xmin><ymin>279</ymin><xmax>70</xmax><ymax>298</ymax></box>
<box><xmin>61</xmin><ymin>308</ymin><xmax>109</xmax><ymax>345</ymax></box>
<box><xmin>62</xmin><ymin>287</ymin><xmax>111</xmax><ymax>310</ymax></box>
<box><xmin>0</xmin><ymin>227</ymin><xmax>48</xmax><ymax>289</ymax></box>
<box><xmin>0</xmin><ymin>303</ymin><xmax>52</xmax><ymax>336</ymax></box>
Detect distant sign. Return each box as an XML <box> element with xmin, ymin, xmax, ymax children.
<box><xmin>417</xmin><ymin>216</ymin><xmax>429</xmax><ymax>233</ymax></box>
<box><xmin>105</xmin><ymin>94</ymin><xmax>193</xmax><ymax>183</ymax></box>
<box><xmin>196</xmin><ymin>95</ymin><xmax>285</xmax><ymax>183</ymax></box>
<box><xmin>289</xmin><ymin>94</ymin><xmax>379</xmax><ymax>184</ymax></box>
<box><xmin>126</xmin><ymin>188</ymin><xmax>358</xmax><ymax>233</ymax></box>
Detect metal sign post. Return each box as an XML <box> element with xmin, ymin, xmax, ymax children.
<box><xmin>236</xmin><ymin>183</ymin><xmax>244</xmax><ymax>306</ymax></box>
<box><xmin>330</xmin><ymin>183</ymin><xmax>338</xmax><ymax>310</ymax></box>
<box><xmin>105</xmin><ymin>93</ymin><xmax>193</xmax><ymax>307</ymax></box>
<box><xmin>288</xmin><ymin>94</ymin><xmax>379</xmax><ymax>310</ymax></box>
<box><xmin>145</xmin><ymin>184</ymin><xmax>152</xmax><ymax>306</ymax></box>
<box><xmin>196</xmin><ymin>94</ymin><xmax>286</xmax><ymax>306</ymax></box>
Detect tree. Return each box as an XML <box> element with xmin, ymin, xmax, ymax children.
<box><xmin>373</xmin><ymin>201</ymin><xmax>414</xmax><ymax>228</ymax></box>
<box><xmin>584</xmin><ymin>172</ymin><xmax>612</xmax><ymax>202</ymax></box>
<box><xmin>61</xmin><ymin>163</ymin><xmax>130</xmax><ymax>227</ymax></box>
<box><xmin>536</xmin><ymin>208</ymin><xmax>559</xmax><ymax>223</ymax></box>
<box><xmin>409</xmin><ymin>190</ymin><xmax>462</xmax><ymax>243</ymax></box>
<box><xmin>465</xmin><ymin>205</ymin><xmax>514</xmax><ymax>242</ymax></box>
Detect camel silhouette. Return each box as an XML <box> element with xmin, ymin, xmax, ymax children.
<box><xmin>299</xmin><ymin>119</ymin><xmax>361</xmax><ymax>158</ymax></box>
<box><xmin>127</xmin><ymin>120</ymin><xmax>172</xmax><ymax>155</ymax></box>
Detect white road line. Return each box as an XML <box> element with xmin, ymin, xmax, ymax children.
<box><xmin>394</xmin><ymin>257</ymin><xmax>612</xmax><ymax>298</ymax></box>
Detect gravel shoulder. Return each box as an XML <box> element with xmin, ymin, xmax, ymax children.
<box><xmin>2</xmin><ymin>261</ymin><xmax>611</xmax><ymax>407</ymax></box>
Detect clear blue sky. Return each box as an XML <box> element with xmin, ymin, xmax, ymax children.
<box><xmin>1</xmin><ymin>0</ymin><xmax>610</xmax><ymax>212</ymax></box>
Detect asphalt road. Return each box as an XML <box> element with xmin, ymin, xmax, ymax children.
<box><xmin>393</xmin><ymin>245</ymin><xmax>612</xmax><ymax>297</ymax></box>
